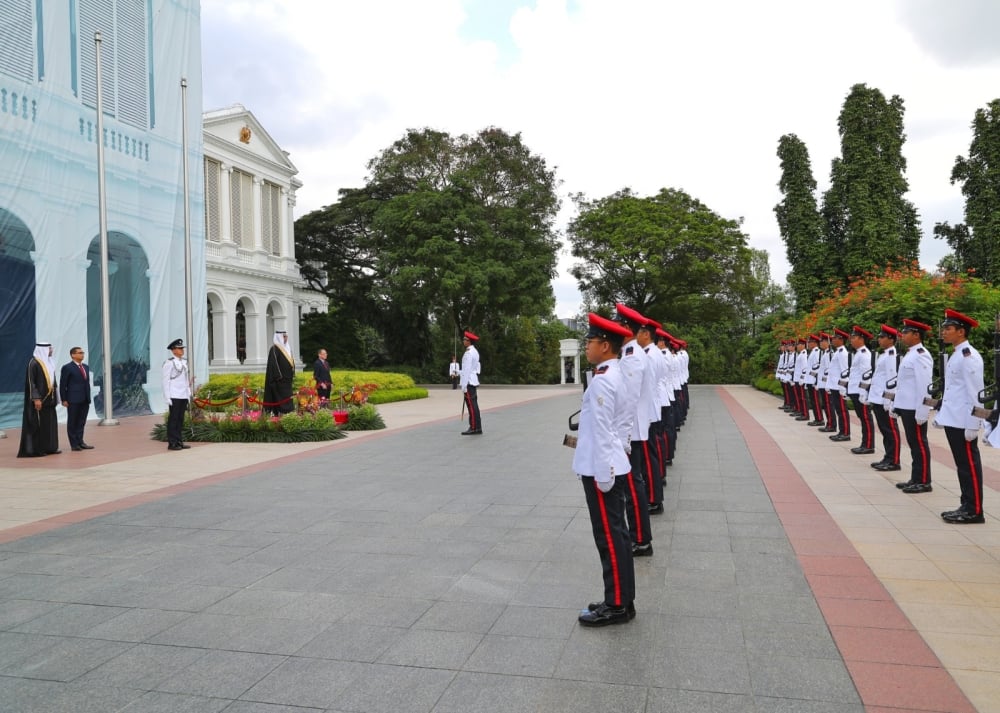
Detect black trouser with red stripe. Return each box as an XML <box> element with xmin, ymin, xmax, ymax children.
<box><xmin>896</xmin><ymin>408</ymin><xmax>931</xmax><ymax>485</ymax></box>
<box><xmin>645</xmin><ymin>424</ymin><xmax>665</xmax><ymax>504</ymax></box>
<box><xmin>944</xmin><ymin>427</ymin><xmax>983</xmax><ymax>516</ymax></box>
<box><xmin>627</xmin><ymin>443</ymin><xmax>654</xmax><ymax>546</ymax></box>
<box><xmin>661</xmin><ymin>405</ymin><xmax>676</xmax><ymax>464</ymax></box>
<box><xmin>806</xmin><ymin>385</ymin><xmax>822</xmax><ymax>422</ymax></box>
<box><xmin>582</xmin><ymin>475</ymin><xmax>635</xmax><ymax>608</ymax></box>
<box><xmin>849</xmin><ymin>392</ymin><xmax>875</xmax><ymax>448</ymax></box>
<box><xmin>830</xmin><ymin>390</ymin><xmax>850</xmax><ymax>436</ymax></box>
<box><xmin>871</xmin><ymin>403</ymin><xmax>900</xmax><ymax>464</ymax></box>
<box><xmin>782</xmin><ymin>381</ymin><xmax>791</xmax><ymax>407</ymax></box>
<box><xmin>463</xmin><ymin>385</ymin><xmax>482</xmax><ymax>432</ymax></box>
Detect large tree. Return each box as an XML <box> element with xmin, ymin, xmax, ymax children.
<box><xmin>821</xmin><ymin>84</ymin><xmax>921</xmax><ymax>280</ymax></box>
<box><xmin>566</xmin><ymin>187</ymin><xmax>752</xmax><ymax>325</ymax></box>
<box><xmin>774</xmin><ymin>134</ymin><xmax>828</xmax><ymax>308</ymax></box>
<box><xmin>296</xmin><ymin>127</ymin><xmax>562</xmax><ymax>369</ymax></box>
<box><xmin>934</xmin><ymin>98</ymin><xmax>1000</xmax><ymax>284</ymax></box>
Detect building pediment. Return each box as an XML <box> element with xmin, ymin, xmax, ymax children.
<box><xmin>203</xmin><ymin>104</ymin><xmax>297</xmax><ymax>177</ymax></box>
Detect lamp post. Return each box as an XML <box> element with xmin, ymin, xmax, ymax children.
<box><xmin>95</xmin><ymin>31</ymin><xmax>118</xmax><ymax>426</ymax></box>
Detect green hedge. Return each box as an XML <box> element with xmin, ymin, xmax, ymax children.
<box><xmin>194</xmin><ymin>371</ymin><xmax>425</xmax><ymax>410</ymax></box>
<box><xmin>367</xmin><ymin>387</ymin><xmax>428</xmax><ymax>404</ymax></box>
<box><xmin>150</xmin><ymin>409</ymin><xmax>349</xmax><ymax>443</ymax></box>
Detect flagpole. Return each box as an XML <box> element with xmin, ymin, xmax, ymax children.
<box><xmin>95</xmin><ymin>31</ymin><xmax>118</xmax><ymax>426</ymax></box>
<box><xmin>180</xmin><ymin>78</ymin><xmax>194</xmax><ymax>386</ymax></box>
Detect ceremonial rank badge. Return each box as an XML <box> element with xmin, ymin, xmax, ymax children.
<box><xmin>963</xmin><ymin>347</ymin><xmax>971</xmax><ymax>357</ymax></box>
<box><xmin>917</xmin><ymin>347</ymin><xmax>925</xmax><ymax>353</ymax></box>
<box><xmin>625</xmin><ymin>346</ymin><xmax>634</xmax><ymax>355</ymax></box>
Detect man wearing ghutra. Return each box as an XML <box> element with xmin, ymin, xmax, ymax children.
<box><xmin>17</xmin><ymin>342</ymin><xmax>61</xmax><ymax>457</ymax></box>
<box><xmin>264</xmin><ymin>330</ymin><xmax>296</xmax><ymax>415</ymax></box>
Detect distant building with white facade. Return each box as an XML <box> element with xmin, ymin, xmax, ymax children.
<box><xmin>201</xmin><ymin>105</ymin><xmax>326</xmax><ymax>373</ymax></box>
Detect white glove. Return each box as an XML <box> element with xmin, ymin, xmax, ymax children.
<box><xmin>965</xmin><ymin>428</ymin><xmax>979</xmax><ymax>442</ymax></box>
<box><xmin>596</xmin><ymin>478</ymin><xmax>614</xmax><ymax>493</ymax></box>
<box><xmin>932</xmin><ymin>419</ymin><xmax>943</xmax><ymax>429</ymax></box>
<box><xmin>985</xmin><ymin>421</ymin><xmax>994</xmax><ymax>439</ymax></box>
<box><xmin>916</xmin><ymin>417</ymin><xmax>927</xmax><ymax>426</ymax></box>
<box><xmin>462</xmin><ymin>387</ymin><xmax>467</xmax><ymax>394</ymax></box>
<box><xmin>858</xmin><ymin>391</ymin><xmax>868</xmax><ymax>405</ymax></box>
<box><xmin>888</xmin><ymin>408</ymin><xmax>896</xmax><ymax>419</ymax></box>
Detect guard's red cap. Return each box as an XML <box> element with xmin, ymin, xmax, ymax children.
<box><xmin>463</xmin><ymin>330</ymin><xmax>479</xmax><ymax>341</ymax></box>
<box><xmin>942</xmin><ymin>308</ymin><xmax>978</xmax><ymax>330</ymax></box>
<box><xmin>851</xmin><ymin>325</ymin><xmax>873</xmax><ymax>339</ymax></box>
<box><xmin>614</xmin><ymin>303</ymin><xmax>653</xmax><ymax>328</ymax></box>
<box><xmin>807</xmin><ymin>334</ymin><xmax>820</xmax><ymax>343</ymax></box>
<box><xmin>797</xmin><ymin>338</ymin><xmax>807</xmax><ymax>345</ymax></box>
<box><xmin>833</xmin><ymin>328</ymin><xmax>850</xmax><ymax>340</ymax></box>
<box><xmin>819</xmin><ymin>332</ymin><xmax>831</xmax><ymax>340</ymax></box>
<box><xmin>901</xmin><ymin>318</ymin><xmax>931</xmax><ymax>333</ymax></box>
<box><xmin>586</xmin><ymin>313</ymin><xmax>633</xmax><ymax>342</ymax></box>
<box><xmin>879</xmin><ymin>324</ymin><xmax>898</xmax><ymax>338</ymax></box>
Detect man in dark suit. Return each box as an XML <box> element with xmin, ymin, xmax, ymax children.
<box><xmin>60</xmin><ymin>347</ymin><xmax>94</xmax><ymax>451</ymax></box>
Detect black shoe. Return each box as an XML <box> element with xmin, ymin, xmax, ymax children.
<box><xmin>941</xmin><ymin>509</ymin><xmax>963</xmax><ymax>518</ymax></box>
<box><xmin>818</xmin><ymin>427</ymin><xmax>836</xmax><ymax>433</ymax></box>
<box><xmin>180</xmin><ymin>444</ymin><xmax>191</xmax><ymax>449</ymax></box>
<box><xmin>632</xmin><ymin>543</ymin><xmax>653</xmax><ymax>557</ymax></box>
<box><xmin>874</xmin><ymin>463</ymin><xmax>901</xmax><ymax>471</ymax></box>
<box><xmin>851</xmin><ymin>447</ymin><xmax>875</xmax><ymax>454</ymax></box>
<box><xmin>168</xmin><ymin>444</ymin><xmax>183</xmax><ymax>451</ymax></box>
<box><xmin>461</xmin><ymin>429</ymin><xmax>483</xmax><ymax>435</ymax></box>
<box><xmin>71</xmin><ymin>446</ymin><xmax>82</xmax><ymax>452</ymax></box>
<box><xmin>578</xmin><ymin>603</ymin><xmax>632</xmax><ymax>627</ymax></box>
<box><xmin>648</xmin><ymin>503</ymin><xmax>664</xmax><ymax>515</ymax></box>
<box><xmin>807</xmin><ymin>420</ymin><xmax>825</xmax><ymax>426</ymax></box>
<box><xmin>664</xmin><ymin>459</ymin><xmax>673</xmax><ymax>466</ymax></box>
<box><xmin>902</xmin><ymin>483</ymin><xmax>933</xmax><ymax>494</ymax></box>
<box><xmin>942</xmin><ymin>511</ymin><xmax>985</xmax><ymax>524</ymax></box>
<box><xmin>871</xmin><ymin>460</ymin><xmax>889</xmax><ymax>468</ymax></box>
<box><xmin>795</xmin><ymin>416</ymin><xmax>809</xmax><ymax>421</ymax></box>
<box><xmin>79</xmin><ymin>443</ymin><xmax>94</xmax><ymax>449</ymax></box>
<box><xmin>895</xmin><ymin>481</ymin><xmax>915</xmax><ymax>489</ymax></box>
<box><xmin>587</xmin><ymin>601</ymin><xmax>636</xmax><ymax>620</ymax></box>
<box><xmin>829</xmin><ymin>434</ymin><xmax>851</xmax><ymax>442</ymax></box>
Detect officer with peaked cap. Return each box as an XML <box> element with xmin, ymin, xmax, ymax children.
<box><xmin>868</xmin><ymin>326</ymin><xmax>902</xmax><ymax>471</ymax></box>
<box><xmin>894</xmin><ymin>319</ymin><xmax>934</xmax><ymax>493</ymax></box>
<box><xmin>162</xmin><ymin>338</ymin><xmax>191</xmax><ymax>450</ymax></box>
<box><xmin>574</xmin><ymin>313</ymin><xmax>636</xmax><ymax>626</ymax></box>
<box><xmin>460</xmin><ymin>330</ymin><xmax>482</xmax><ymax>434</ymax></box>
<box><xmin>828</xmin><ymin>329</ymin><xmax>852</xmax><ymax>441</ymax></box>
<box><xmin>935</xmin><ymin>309</ymin><xmax>986</xmax><ymax>523</ymax></box>
<box><xmin>847</xmin><ymin>326</ymin><xmax>876</xmax><ymax>454</ymax></box>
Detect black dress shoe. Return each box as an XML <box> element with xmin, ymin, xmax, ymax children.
<box><xmin>829</xmin><ymin>434</ymin><xmax>851</xmax><ymax>442</ymax></box>
<box><xmin>632</xmin><ymin>543</ymin><xmax>653</xmax><ymax>557</ymax></box>
<box><xmin>942</xmin><ymin>511</ymin><xmax>985</xmax><ymax>524</ymax></box>
<box><xmin>807</xmin><ymin>420</ymin><xmax>825</xmax><ymax>426</ymax></box>
<box><xmin>79</xmin><ymin>443</ymin><xmax>94</xmax><ymax>449</ymax></box>
<box><xmin>578</xmin><ymin>603</ymin><xmax>632</xmax><ymax>627</ymax></box>
<box><xmin>871</xmin><ymin>460</ymin><xmax>889</xmax><ymax>468</ymax></box>
<box><xmin>818</xmin><ymin>427</ymin><xmax>836</xmax><ymax>433</ymax></box>
<box><xmin>168</xmin><ymin>444</ymin><xmax>183</xmax><ymax>451</ymax></box>
<box><xmin>71</xmin><ymin>446</ymin><xmax>82</xmax><ymax>452</ymax></box>
<box><xmin>941</xmin><ymin>509</ymin><xmax>963</xmax><ymax>518</ymax></box>
<box><xmin>902</xmin><ymin>483</ymin><xmax>933</xmax><ymax>494</ymax></box>
<box><xmin>460</xmin><ymin>429</ymin><xmax>483</xmax><ymax>435</ymax></box>
<box><xmin>874</xmin><ymin>463</ymin><xmax>901</xmax><ymax>471</ymax></box>
<box><xmin>795</xmin><ymin>416</ymin><xmax>809</xmax><ymax>421</ymax></box>
<box><xmin>648</xmin><ymin>503</ymin><xmax>664</xmax><ymax>515</ymax></box>
<box><xmin>587</xmin><ymin>601</ymin><xmax>636</xmax><ymax>620</ymax></box>
<box><xmin>851</xmin><ymin>447</ymin><xmax>875</xmax><ymax>454</ymax></box>
<box><xmin>895</xmin><ymin>480</ymin><xmax>915</xmax><ymax>489</ymax></box>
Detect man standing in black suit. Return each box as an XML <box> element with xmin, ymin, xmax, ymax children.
<box><xmin>60</xmin><ymin>347</ymin><xmax>94</xmax><ymax>451</ymax></box>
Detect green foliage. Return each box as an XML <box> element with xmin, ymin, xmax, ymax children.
<box><xmin>340</xmin><ymin>404</ymin><xmax>385</xmax><ymax>431</ymax></box>
<box><xmin>366</xmin><ymin>387</ymin><xmax>428</xmax><ymax>404</ymax></box>
<box><xmin>193</xmin><ymin>371</ymin><xmax>422</xmax><ymax>411</ymax></box>
<box><xmin>775</xmin><ymin>134</ymin><xmax>828</xmax><ymax>309</ymax></box>
<box><xmin>821</xmin><ymin>84</ymin><xmax>920</xmax><ymax>281</ymax></box>
<box><xmin>150</xmin><ymin>410</ymin><xmax>350</xmax><ymax>443</ymax></box>
<box><xmin>935</xmin><ymin>98</ymin><xmax>1000</xmax><ymax>284</ymax></box>
<box><xmin>753</xmin><ymin>374</ymin><xmax>783</xmax><ymax>397</ymax></box>
<box><xmin>299</xmin><ymin>310</ymin><xmax>366</xmax><ymax>370</ymax></box>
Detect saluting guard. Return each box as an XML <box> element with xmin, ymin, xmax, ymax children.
<box><xmin>161</xmin><ymin>339</ymin><xmax>192</xmax><ymax>451</ymax></box>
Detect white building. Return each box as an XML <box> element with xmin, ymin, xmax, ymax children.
<box><xmin>202</xmin><ymin>105</ymin><xmax>326</xmax><ymax>372</ymax></box>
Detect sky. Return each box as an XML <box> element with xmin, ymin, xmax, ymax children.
<box><xmin>200</xmin><ymin>0</ymin><xmax>1000</xmax><ymax>318</ymax></box>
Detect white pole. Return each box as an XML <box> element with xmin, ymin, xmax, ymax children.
<box><xmin>95</xmin><ymin>31</ymin><xmax>118</xmax><ymax>426</ymax></box>
<box><xmin>180</xmin><ymin>78</ymin><xmax>194</xmax><ymax>388</ymax></box>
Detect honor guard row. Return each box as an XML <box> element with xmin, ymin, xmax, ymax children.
<box><xmin>569</xmin><ymin>307</ymin><xmax>691</xmax><ymax>627</ymax></box>
<box><xmin>777</xmin><ymin>308</ymin><xmax>988</xmax><ymax>524</ymax></box>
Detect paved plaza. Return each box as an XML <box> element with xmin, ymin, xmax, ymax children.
<box><xmin>0</xmin><ymin>385</ymin><xmax>998</xmax><ymax>712</ymax></box>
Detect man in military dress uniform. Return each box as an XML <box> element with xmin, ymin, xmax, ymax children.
<box><xmin>935</xmin><ymin>309</ymin><xmax>986</xmax><ymax>523</ymax></box>
<box><xmin>460</xmin><ymin>330</ymin><xmax>483</xmax><ymax>434</ymax></box>
<box><xmin>575</xmin><ymin>313</ymin><xmax>636</xmax><ymax>626</ymax></box>
<box><xmin>893</xmin><ymin>319</ymin><xmax>934</xmax><ymax>493</ymax></box>
<box><xmin>869</xmin><ymin>325</ymin><xmax>902</xmax><ymax>472</ymax></box>
<box><xmin>161</xmin><ymin>339</ymin><xmax>192</xmax><ymax>450</ymax></box>
<box><xmin>847</xmin><ymin>327</ymin><xmax>876</xmax><ymax>454</ymax></box>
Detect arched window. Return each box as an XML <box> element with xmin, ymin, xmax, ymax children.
<box><xmin>235</xmin><ymin>301</ymin><xmax>246</xmax><ymax>364</ymax></box>
<box><xmin>206</xmin><ymin>298</ymin><xmax>214</xmax><ymax>361</ymax></box>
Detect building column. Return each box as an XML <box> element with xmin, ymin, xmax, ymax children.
<box><xmin>219</xmin><ymin>163</ymin><xmax>233</xmax><ymax>244</ymax></box>
<box><xmin>252</xmin><ymin>176</ymin><xmax>264</xmax><ymax>253</ymax></box>
<box><xmin>283</xmin><ymin>187</ymin><xmax>296</xmax><ymax>262</ymax></box>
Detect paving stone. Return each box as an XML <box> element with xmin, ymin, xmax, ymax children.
<box><xmin>155</xmin><ymin>649</ymin><xmax>287</xmax><ymax>699</ymax></box>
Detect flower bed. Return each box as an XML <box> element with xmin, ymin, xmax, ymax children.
<box><xmin>149</xmin><ymin>404</ymin><xmax>383</xmax><ymax>443</ymax></box>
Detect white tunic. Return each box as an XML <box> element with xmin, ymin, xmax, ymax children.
<box><xmin>572</xmin><ymin>358</ymin><xmax>631</xmax><ymax>487</ymax></box>
<box><xmin>161</xmin><ymin>357</ymin><xmax>191</xmax><ymax>401</ymax></box>
<box><xmin>894</xmin><ymin>343</ymin><xmax>933</xmax><ymax>421</ymax></box>
<box><xmin>869</xmin><ymin>347</ymin><xmax>897</xmax><ymax>406</ymax></box>
<box><xmin>936</xmin><ymin>340</ymin><xmax>984</xmax><ymax>430</ymax></box>
<box><xmin>847</xmin><ymin>346</ymin><xmax>871</xmax><ymax>394</ymax></box>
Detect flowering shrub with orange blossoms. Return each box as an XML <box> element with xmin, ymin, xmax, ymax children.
<box><xmin>760</xmin><ymin>261</ymin><xmax>1000</xmax><ymax>390</ymax></box>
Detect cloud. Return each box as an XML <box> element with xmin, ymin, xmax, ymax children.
<box><xmin>895</xmin><ymin>0</ymin><xmax>1000</xmax><ymax>67</ymax></box>
<box><xmin>200</xmin><ymin>0</ymin><xmax>993</xmax><ymax>317</ymax></box>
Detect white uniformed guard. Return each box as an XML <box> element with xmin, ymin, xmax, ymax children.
<box><xmin>459</xmin><ymin>330</ymin><xmax>482</xmax><ymax>434</ymax></box>
<box><xmin>894</xmin><ymin>319</ymin><xmax>934</xmax><ymax>492</ymax></box>
<box><xmin>574</xmin><ymin>313</ymin><xmax>635</xmax><ymax>627</ymax></box>
<box><xmin>869</xmin><ymin>325</ymin><xmax>902</xmax><ymax>470</ymax></box>
<box><xmin>847</xmin><ymin>326</ymin><xmax>876</xmax><ymax>452</ymax></box>
<box><xmin>162</xmin><ymin>338</ymin><xmax>191</xmax><ymax>450</ymax></box>
<box><xmin>935</xmin><ymin>309</ymin><xmax>986</xmax><ymax>523</ymax></box>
